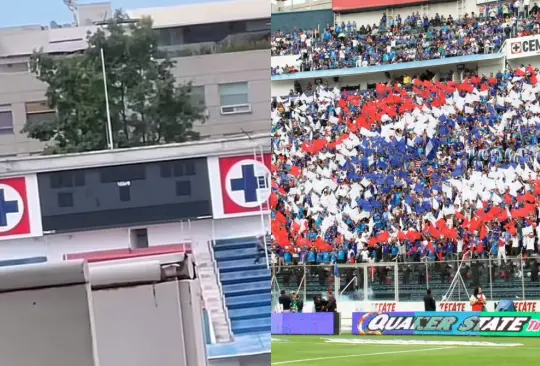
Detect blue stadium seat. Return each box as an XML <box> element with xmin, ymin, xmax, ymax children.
<box><xmin>213</xmin><ymin>236</ymin><xmax>271</xmax><ymax>335</ymax></box>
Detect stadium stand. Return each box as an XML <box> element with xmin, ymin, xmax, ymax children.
<box><xmin>271</xmin><ymin>24</ymin><xmax>540</xmax><ymax>302</ymax></box>
<box><xmin>214</xmin><ymin>235</ymin><xmax>271</xmax><ymax>334</ymax></box>
<box><xmin>271</xmin><ymin>2</ymin><xmax>540</xmax><ymax>75</ymax></box>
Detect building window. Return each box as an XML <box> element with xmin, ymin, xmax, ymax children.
<box><xmin>160</xmin><ymin>163</ymin><xmax>172</xmax><ymax>178</ymax></box>
<box><xmin>184</xmin><ymin>161</ymin><xmax>196</xmax><ymax>176</ymax></box>
<box><xmin>130</xmin><ymin>228</ymin><xmax>148</xmax><ymax>249</ymax></box>
<box><xmin>0</xmin><ymin>108</ymin><xmax>14</xmax><ymax>134</ymax></box>
<box><xmin>100</xmin><ymin>165</ymin><xmax>146</xmax><ymax>183</ymax></box>
<box><xmin>155</xmin><ymin>27</ymin><xmax>183</xmax><ymax>47</ymax></box>
<box><xmin>119</xmin><ymin>186</ymin><xmax>131</xmax><ymax>202</ymax></box>
<box><xmin>176</xmin><ymin>181</ymin><xmax>191</xmax><ymax>196</ymax></box>
<box><xmin>0</xmin><ymin>62</ymin><xmax>28</xmax><ymax>73</ymax></box>
<box><xmin>57</xmin><ymin>192</ymin><xmax>74</xmax><ymax>208</ymax></box>
<box><xmin>218</xmin><ymin>82</ymin><xmax>249</xmax><ymax>106</ymax></box>
<box><xmin>190</xmin><ymin>85</ymin><xmax>205</xmax><ymax>107</ymax></box>
<box><xmin>50</xmin><ymin>172</ymin><xmax>85</xmax><ymax>189</ymax></box>
<box><xmin>25</xmin><ymin>101</ymin><xmax>56</xmax><ymax>126</ymax></box>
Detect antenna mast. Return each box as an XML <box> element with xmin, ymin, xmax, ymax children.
<box><xmin>63</xmin><ymin>0</ymin><xmax>79</xmax><ymax>26</ymax></box>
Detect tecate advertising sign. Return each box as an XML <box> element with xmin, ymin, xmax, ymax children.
<box><xmin>352</xmin><ymin>312</ymin><xmax>540</xmax><ymax>337</ymax></box>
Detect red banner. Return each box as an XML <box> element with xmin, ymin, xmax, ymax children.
<box><xmin>332</xmin><ymin>0</ymin><xmax>429</xmax><ymax>12</ymax></box>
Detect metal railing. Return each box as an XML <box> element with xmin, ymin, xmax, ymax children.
<box><xmin>158</xmin><ymin>39</ymin><xmax>269</xmax><ymax>58</ymax></box>
<box><xmin>271</xmin><ymin>255</ymin><xmax>540</xmax><ymax>303</ymax></box>
<box><xmin>209</xmin><ymin>220</ymin><xmax>234</xmax><ymax>341</ymax></box>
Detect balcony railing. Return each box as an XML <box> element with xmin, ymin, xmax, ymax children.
<box><xmin>158</xmin><ymin>39</ymin><xmax>270</xmax><ymax>58</ymax></box>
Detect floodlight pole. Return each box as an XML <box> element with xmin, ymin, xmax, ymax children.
<box><xmin>100</xmin><ymin>47</ymin><xmax>114</xmax><ymax>150</ymax></box>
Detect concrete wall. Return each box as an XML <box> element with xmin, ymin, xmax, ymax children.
<box><xmin>271</xmin><ymin>9</ymin><xmax>334</xmax><ymax>32</ymax></box>
<box><xmin>0</xmin><ymin>215</ymin><xmax>270</xmax><ymax>261</ymax></box>
<box><xmin>210</xmin><ymin>354</ymin><xmax>271</xmax><ymax>366</ymax></box>
<box><xmin>172</xmin><ymin>50</ymin><xmax>269</xmax><ymax>138</ymax></box>
<box><xmin>0</xmin><ymin>260</ymin><xmax>99</xmax><ymax>366</ymax></box>
<box><xmin>90</xmin><ymin>260</ymin><xmax>207</xmax><ymax>366</ymax></box>
<box><xmin>271</xmin><ymin>0</ymin><xmax>332</xmax><ymax>13</ymax></box>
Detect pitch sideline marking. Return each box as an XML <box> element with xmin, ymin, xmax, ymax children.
<box><xmin>274</xmin><ymin>342</ymin><xmax>540</xmax><ymax>350</ymax></box>
<box><xmin>322</xmin><ymin>338</ymin><xmax>524</xmax><ymax>347</ymax></box>
<box><xmin>271</xmin><ymin>346</ymin><xmax>454</xmax><ymax>365</ymax></box>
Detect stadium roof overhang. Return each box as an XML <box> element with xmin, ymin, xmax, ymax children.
<box><xmin>0</xmin><ymin>133</ymin><xmax>269</xmax><ymax>178</ymax></box>
<box><xmin>271</xmin><ymin>53</ymin><xmax>505</xmax><ymax>82</ymax></box>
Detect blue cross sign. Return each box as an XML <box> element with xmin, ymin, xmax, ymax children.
<box><xmin>230</xmin><ymin>164</ymin><xmax>268</xmax><ymax>203</ymax></box>
<box><xmin>0</xmin><ymin>188</ymin><xmax>20</xmax><ymax>227</ymax></box>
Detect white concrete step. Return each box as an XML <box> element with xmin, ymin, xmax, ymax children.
<box><xmin>198</xmin><ymin>271</ymin><xmax>216</xmax><ymax>280</ymax></box>
<box><xmin>200</xmin><ymin>282</ymin><xmax>217</xmax><ymax>291</ymax></box>
<box><xmin>191</xmin><ymin>241</ymin><xmax>233</xmax><ymax>343</ymax></box>
<box><xmin>206</xmin><ymin>299</ymin><xmax>224</xmax><ymax>310</ymax></box>
<box><xmin>196</xmin><ymin>252</ymin><xmax>213</xmax><ymax>262</ymax></box>
<box><xmin>198</xmin><ymin>266</ymin><xmax>215</xmax><ymax>273</ymax></box>
<box><xmin>213</xmin><ymin>317</ymin><xmax>229</xmax><ymax>327</ymax></box>
<box><xmin>208</xmin><ymin>306</ymin><xmax>225</xmax><ymax>315</ymax></box>
<box><xmin>196</xmin><ymin>261</ymin><xmax>214</xmax><ymax>269</ymax></box>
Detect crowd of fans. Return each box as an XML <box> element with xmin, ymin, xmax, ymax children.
<box><xmin>271</xmin><ymin>65</ymin><xmax>540</xmax><ymax>270</ymax></box>
<box><xmin>271</xmin><ymin>0</ymin><xmax>540</xmax><ymax>75</ymax></box>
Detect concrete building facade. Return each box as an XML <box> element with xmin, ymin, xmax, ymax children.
<box><xmin>0</xmin><ymin>0</ymin><xmax>270</xmax><ymax>157</ymax></box>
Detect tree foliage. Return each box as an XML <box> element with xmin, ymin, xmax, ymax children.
<box><xmin>25</xmin><ymin>10</ymin><xmax>206</xmax><ymax>154</ymax></box>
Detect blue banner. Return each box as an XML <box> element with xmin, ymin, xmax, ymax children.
<box><xmin>272</xmin><ymin>313</ymin><xmax>336</xmax><ymax>335</ymax></box>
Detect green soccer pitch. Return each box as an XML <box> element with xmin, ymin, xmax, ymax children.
<box><xmin>271</xmin><ymin>335</ymin><xmax>540</xmax><ymax>365</ymax></box>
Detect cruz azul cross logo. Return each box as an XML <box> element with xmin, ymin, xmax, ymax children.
<box><xmin>511</xmin><ymin>41</ymin><xmax>522</xmax><ymax>54</ymax></box>
<box><xmin>218</xmin><ymin>154</ymin><xmax>271</xmax><ymax>216</ymax></box>
<box><xmin>0</xmin><ymin>177</ymin><xmax>31</xmax><ymax>237</ymax></box>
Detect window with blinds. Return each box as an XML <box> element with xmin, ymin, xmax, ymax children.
<box><xmin>218</xmin><ymin>82</ymin><xmax>251</xmax><ymax>115</ymax></box>
<box><xmin>0</xmin><ymin>105</ymin><xmax>13</xmax><ymax>134</ymax></box>
<box><xmin>25</xmin><ymin>101</ymin><xmax>56</xmax><ymax>126</ymax></box>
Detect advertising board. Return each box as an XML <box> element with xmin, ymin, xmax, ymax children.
<box><xmin>271</xmin><ymin>313</ymin><xmax>339</xmax><ymax>335</ymax></box>
<box><xmin>351</xmin><ymin>312</ymin><xmax>540</xmax><ymax>337</ymax></box>
<box><xmin>333</xmin><ymin>300</ymin><xmax>540</xmax><ymax>314</ymax></box>
<box><xmin>507</xmin><ymin>35</ymin><xmax>540</xmax><ymax>60</ymax></box>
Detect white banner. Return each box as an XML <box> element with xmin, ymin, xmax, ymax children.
<box><xmin>302</xmin><ymin>299</ymin><xmax>540</xmax><ymax>313</ymax></box>
<box><xmin>507</xmin><ymin>35</ymin><xmax>540</xmax><ymax>59</ymax></box>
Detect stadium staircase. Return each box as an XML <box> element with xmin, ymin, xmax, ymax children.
<box><xmin>192</xmin><ymin>241</ymin><xmax>233</xmax><ymax>343</ymax></box>
<box><xmin>213</xmin><ymin>236</ymin><xmax>271</xmax><ymax>335</ymax></box>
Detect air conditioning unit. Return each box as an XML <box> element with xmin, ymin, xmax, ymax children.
<box><xmin>220</xmin><ymin>104</ymin><xmax>252</xmax><ymax>115</ymax></box>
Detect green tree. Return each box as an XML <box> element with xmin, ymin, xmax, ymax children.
<box><xmin>25</xmin><ymin>10</ymin><xmax>206</xmax><ymax>154</ymax></box>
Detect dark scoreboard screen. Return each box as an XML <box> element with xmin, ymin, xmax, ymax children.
<box><xmin>37</xmin><ymin>158</ymin><xmax>212</xmax><ymax>233</ymax></box>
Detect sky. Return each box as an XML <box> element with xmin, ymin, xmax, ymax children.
<box><xmin>0</xmin><ymin>0</ymin><xmax>224</xmax><ymax>28</ymax></box>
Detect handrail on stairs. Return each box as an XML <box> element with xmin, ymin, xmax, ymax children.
<box><xmin>207</xmin><ymin>239</ymin><xmax>234</xmax><ymax>341</ymax></box>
